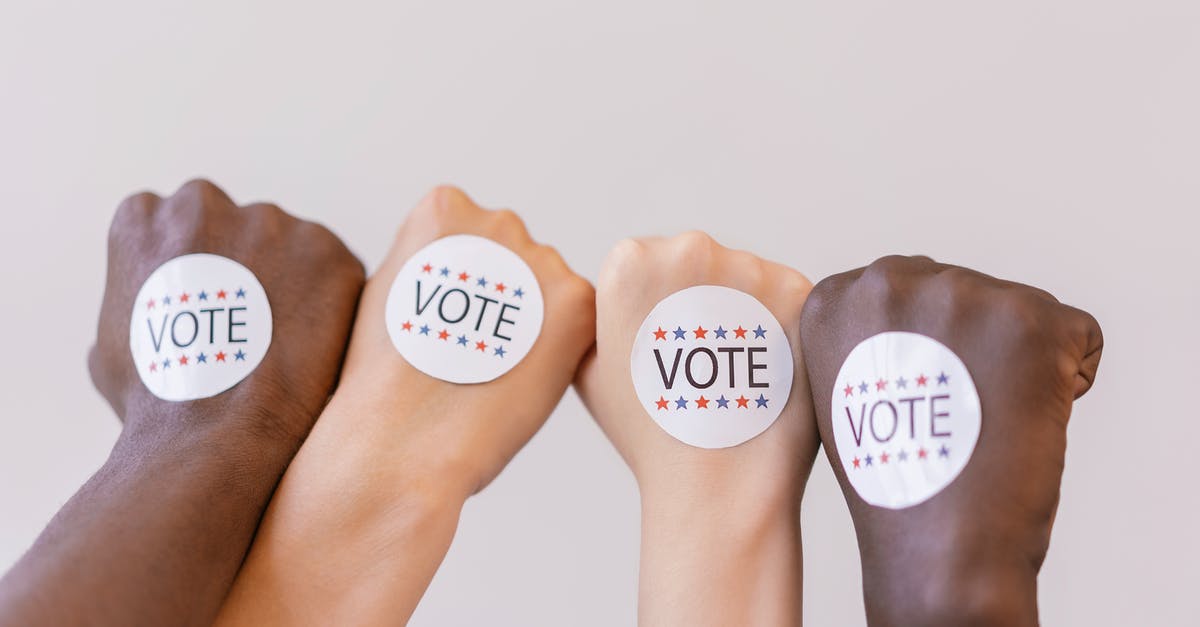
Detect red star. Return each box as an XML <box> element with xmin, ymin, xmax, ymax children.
<box><xmin>215</xmin><ymin>351</ymin><xmax>227</xmax><ymax>362</ymax></box>
<box><xmin>495</xmin><ymin>282</ymin><xmax>506</xmax><ymax>293</ymax></box>
<box><xmin>695</xmin><ymin>396</ymin><xmax>710</xmax><ymax>409</ymax></box>
<box><xmin>733</xmin><ymin>326</ymin><xmax>748</xmax><ymax>339</ymax></box>
<box><xmin>880</xmin><ymin>451</ymin><xmax>890</xmax><ymax>464</ymax></box>
<box><xmin>475</xmin><ymin>340</ymin><xmax>488</xmax><ymax>352</ymax></box>
<box><xmin>217</xmin><ymin>289</ymin><xmax>227</xmax><ymax>300</ymax></box>
<box><xmin>401</xmin><ymin>320</ymin><xmax>413</xmax><ymax>331</ymax></box>
<box><xmin>458</xmin><ymin>271</ymin><xmax>470</xmax><ymax>282</ymax></box>
<box><xmin>736</xmin><ymin>395</ymin><xmax>750</xmax><ymax>408</ymax></box>
<box><xmin>421</xmin><ymin>263</ymin><xmax>432</xmax><ymax>273</ymax></box>
<box><xmin>438</xmin><ymin>329</ymin><xmax>450</xmax><ymax>340</ymax></box>
<box><xmin>179</xmin><ymin>292</ymin><xmax>190</xmax><ymax>303</ymax></box>
<box><xmin>918</xmin><ymin>447</ymin><xmax>928</xmax><ymax>459</ymax></box>
<box><xmin>655</xmin><ymin>396</ymin><xmax>669</xmax><ymax>410</ymax></box>
<box><xmin>843</xmin><ymin>384</ymin><xmax>854</xmax><ymax>397</ymax></box>
<box><xmin>149</xmin><ymin>361</ymin><xmax>157</xmax><ymax>372</ymax></box>
<box><xmin>146</xmin><ymin>299</ymin><xmax>155</xmax><ymax>309</ymax></box>
<box><xmin>852</xmin><ymin>456</ymin><xmax>861</xmax><ymax>469</ymax></box>
<box><xmin>916</xmin><ymin>373</ymin><xmax>928</xmax><ymax>387</ymax></box>
<box><xmin>876</xmin><ymin>378</ymin><xmax>887</xmax><ymax>391</ymax></box>
<box><xmin>652</xmin><ymin>326</ymin><xmax>667</xmax><ymax>341</ymax></box>
<box><xmin>178</xmin><ymin>355</ymin><xmax>189</xmax><ymax>366</ymax></box>
<box><xmin>693</xmin><ymin>326</ymin><xmax>707</xmax><ymax>339</ymax></box>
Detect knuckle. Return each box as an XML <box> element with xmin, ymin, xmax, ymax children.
<box><xmin>780</xmin><ymin>266</ymin><xmax>814</xmax><ymax>299</ymax></box>
<box><xmin>672</xmin><ymin>230</ymin><xmax>716</xmax><ymax>255</ymax></box>
<box><xmin>424</xmin><ymin>184</ymin><xmax>474</xmax><ymax>215</ymax></box>
<box><xmin>110</xmin><ymin>191</ymin><xmax>158</xmax><ymax>240</ymax></box>
<box><xmin>856</xmin><ymin>256</ymin><xmax>915</xmax><ymax>305</ymax></box>
<box><xmin>489</xmin><ymin>208</ymin><xmax>530</xmax><ymax>238</ymax></box>
<box><xmin>598</xmin><ymin>238</ymin><xmax>646</xmax><ymax>290</ymax></box>
<box><xmin>990</xmin><ymin>290</ymin><xmax>1049</xmax><ymax>343</ymax></box>
<box><xmin>863</xmin><ymin>254</ymin><xmax>916</xmax><ymax>282</ymax></box>
<box><xmin>174</xmin><ymin>177</ymin><xmax>223</xmax><ymax>200</ymax></box>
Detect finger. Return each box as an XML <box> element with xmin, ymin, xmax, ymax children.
<box><xmin>156</xmin><ymin>178</ymin><xmax>238</xmax><ymax>234</ymax></box>
<box><xmin>1064</xmin><ymin>305</ymin><xmax>1104</xmax><ymax>399</ymax></box>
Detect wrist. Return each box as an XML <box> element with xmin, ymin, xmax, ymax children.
<box><xmin>306</xmin><ymin>385</ymin><xmax>477</xmax><ymax>511</ymax></box>
<box><xmin>638</xmin><ymin>474</ymin><xmax>803</xmax><ymax>626</ymax></box>
<box><xmin>112</xmin><ymin>406</ymin><xmax>300</xmax><ymax>496</ymax></box>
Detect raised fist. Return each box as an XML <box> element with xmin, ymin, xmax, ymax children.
<box><xmin>577</xmin><ymin>232</ymin><xmax>816</xmax><ymax>626</ymax></box>
<box><xmin>88</xmin><ymin>178</ymin><xmax>365</xmax><ymax>444</ymax></box>
<box><xmin>800</xmin><ymin>255</ymin><xmax>1103</xmax><ymax>625</ymax></box>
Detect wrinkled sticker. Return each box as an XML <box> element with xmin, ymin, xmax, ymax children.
<box><xmin>630</xmin><ymin>285</ymin><xmax>794</xmax><ymax>449</ymax></box>
<box><xmin>385</xmin><ymin>234</ymin><xmax>543</xmax><ymax>384</ymax></box>
<box><xmin>831</xmin><ymin>331</ymin><xmax>981</xmax><ymax>509</ymax></box>
<box><xmin>130</xmin><ymin>254</ymin><xmax>272</xmax><ymax>401</ymax></box>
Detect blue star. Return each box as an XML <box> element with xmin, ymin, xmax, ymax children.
<box><xmin>864</xmin><ymin>454</ymin><xmax>874</xmax><ymax>466</ymax></box>
<box><xmin>755</xmin><ymin>394</ymin><xmax>769</xmax><ymax>408</ymax></box>
<box><xmin>939</xmin><ymin>445</ymin><xmax>950</xmax><ymax>458</ymax></box>
<box><xmin>457</xmin><ymin>335</ymin><xmax>468</xmax><ymax>346</ymax></box>
<box><xmin>673</xmin><ymin>326</ymin><xmax>687</xmax><ymax>340</ymax></box>
<box><xmin>439</xmin><ymin>267</ymin><xmax>450</xmax><ymax>277</ymax></box>
<box><xmin>675</xmin><ymin>396</ymin><xmax>688</xmax><ymax>409</ymax></box>
<box><xmin>162</xmin><ymin>295</ymin><xmax>171</xmax><ymax>306</ymax></box>
<box><xmin>514</xmin><ymin>287</ymin><xmax>524</xmax><ymax>298</ymax></box>
<box><xmin>896</xmin><ymin>376</ymin><xmax>908</xmax><ymax>389</ymax></box>
<box><xmin>752</xmin><ymin>325</ymin><xmax>767</xmax><ymax>339</ymax></box>
<box><xmin>897</xmin><ymin>449</ymin><xmax>908</xmax><ymax>462</ymax></box>
<box><xmin>235</xmin><ymin>287</ymin><xmax>246</xmax><ymax>299</ymax></box>
<box><xmin>714</xmin><ymin>326</ymin><xmax>727</xmax><ymax>339</ymax></box>
<box><xmin>162</xmin><ymin>358</ymin><xmax>171</xmax><ymax>369</ymax></box>
<box><xmin>234</xmin><ymin>349</ymin><xmax>246</xmax><ymax>361</ymax></box>
<box><xmin>419</xmin><ymin>324</ymin><xmax>431</xmax><ymax>335</ymax></box>
<box><xmin>477</xmin><ymin>277</ymin><xmax>488</xmax><ymax>287</ymax></box>
<box><xmin>494</xmin><ymin>345</ymin><xmax>506</xmax><ymax>358</ymax></box>
<box><xmin>196</xmin><ymin>353</ymin><xmax>207</xmax><ymax>363</ymax></box>
<box><xmin>198</xmin><ymin>291</ymin><xmax>208</xmax><ymax>301</ymax></box>
<box><xmin>716</xmin><ymin>395</ymin><xmax>730</xmax><ymax>408</ymax></box>
<box><xmin>859</xmin><ymin>381</ymin><xmax>869</xmax><ymax>394</ymax></box>
<box><xmin>937</xmin><ymin>372</ymin><xmax>949</xmax><ymax>385</ymax></box>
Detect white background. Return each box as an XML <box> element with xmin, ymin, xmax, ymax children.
<box><xmin>1</xmin><ymin>1</ymin><xmax>1196</xmax><ymax>625</ymax></box>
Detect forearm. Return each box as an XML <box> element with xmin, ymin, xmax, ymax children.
<box><xmin>215</xmin><ymin>391</ymin><xmax>471</xmax><ymax>626</ymax></box>
<box><xmin>860</xmin><ymin>537</ymin><xmax>1039</xmax><ymax>627</ymax></box>
<box><xmin>637</xmin><ymin>478</ymin><xmax>804</xmax><ymax>627</ymax></box>
<box><xmin>0</xmin><ymin>420</ymin><xmax>297</xmax><ymax>627</ymax></box>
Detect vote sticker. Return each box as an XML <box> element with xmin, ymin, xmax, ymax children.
<box><xmin>129</xmin><ymin>254</ymin><xmax>273</xmax><ymax>401</ymax></box>
<box><xmin>385</xmin><ymin>234</ymin><xmax>543</xmax><ymax>384</ymax></box>
<box><xmin>831</xmin><ymin>332</ymin><xmax>982</xmax><ymax>509</ymax></box>
<box><xmin>630</xmin><ymin>285</ymin><xmax>794</xmax><ymax>449</ymax></box>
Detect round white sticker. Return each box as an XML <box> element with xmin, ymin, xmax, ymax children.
<box><xmin>129</xmin><ymin>254</ymin><xmax>273</xmax><ymax>401</ymax></box>
<box><xmin>630</xmin><ymin>285</ymin><xmax>794</xmax><ymax>449</ymax></box>
<box><xmin>830</xmin><ymin>332</ymin><xmax>981</xmax><ymax>509</ymax></box>
<box><xmin>385</xmin><ymin>235</ymin><xmax>544</xmax><ymax>384</ymax></box>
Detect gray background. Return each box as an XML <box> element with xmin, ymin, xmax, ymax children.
<box><xmin>1</xmin><ymin>1</ymin><xmax>1196</xmax><ymax>625</ymax></box>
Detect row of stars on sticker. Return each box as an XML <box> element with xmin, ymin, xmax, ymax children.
<box><xmin>148</xmin><ymin>349</ymin><xmax>247</xmax><ymax>372</ymax></box>
<box><xmin>843</xmin><ymin>373</ymin><xmax>950</xmax><ymax>397</ymax></box>
<box><xmin>146</xmin><ymin>288</ymin><xmax>246</xmax><ymax>309</ymax></box>
<box><xmin>398</xmin><ymin>320</ymin><xmax>508</xmax><ymax>358</ymax></box>
<box><xmin>851</xmin><ymin>445</ymin><xmax>951</xmax><ymax>468</ymax></box>
<box><xmin>654</xmin><ymin>394</ymin><xmax>769</xmax><ymax>410</ymax></box>
<box><xmin>652</xmin><ymin>325</ymin><xmax>768</xmax><ymax>341</ymax></box>
<box><xmin>420</xmin><ymin>263</ymin><xmax>525</xmax><ymax>298</ymax></box>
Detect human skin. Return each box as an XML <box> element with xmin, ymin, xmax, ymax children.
<box><xmin>575</xmin><ymin>232</ymin><xmax>817</xmax><ymax>626</ymax></box>
<box><xmin>213</xmin><ymin>186</ymin><xmax>596</xmax><ymax>626</ymax></box>
<box><xmin>0</xmin><ymin>180</ymin><xmax>365</xmax><ymax>627</ymax></box>
<box><xmin>799</xmin><ymin>255</ymin><xmax>1104</xmax><ymax>626</ymax></box>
